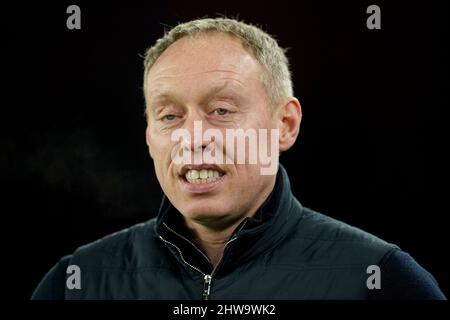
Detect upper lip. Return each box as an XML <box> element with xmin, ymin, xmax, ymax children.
<box><xmin>179</xmin><ymin>164</ymin><xmax>226</xmax><ymax>177</ymax></box>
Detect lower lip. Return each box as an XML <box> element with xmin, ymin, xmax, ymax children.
<box><xmin>179</xmin><ymin>175</ymin><xmax>226</xmax><ymax>194</ymax></box>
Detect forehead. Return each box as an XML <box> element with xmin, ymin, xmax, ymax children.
<box><xmin>146</xmin><ymin>33</ymin><xmax>262</xmax><ymax>91</ymax></box>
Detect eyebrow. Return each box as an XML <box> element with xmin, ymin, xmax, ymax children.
<box><xmin>147</xmin><ymin>80</ymin><xmax>243</xmax><ymax>108</ymax></box>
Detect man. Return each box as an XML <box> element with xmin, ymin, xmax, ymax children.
<box><xmin>32</xmin><ymin>18</ymin><xmax>445</xmax><ymax>299</ymax></box>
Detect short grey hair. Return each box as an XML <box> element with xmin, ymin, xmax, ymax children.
<box><xmin>143</xmin><ymin>18</ymin><xmax>293</xmax><ymax>109</ymax></box>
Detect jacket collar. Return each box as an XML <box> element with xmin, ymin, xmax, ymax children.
<box><xmin>154</xmin><ymin>164</ymin><xmax>303</xmax><ymax>277</ymax></box>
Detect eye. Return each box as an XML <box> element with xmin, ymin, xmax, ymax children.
<box><xmin>163</xmin><ymin>114</ymin><xmax>177</xmax><ymax>121</ymax></box>
<box><xmin>214</xmin><ymin>108</ymin><xmax>229</xmax><ymax>116</ymax></box>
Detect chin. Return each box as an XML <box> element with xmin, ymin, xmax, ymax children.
<box><xmin>180</xmin><ymin>204</ymin><xmax>232</xmax><ymax>221</ymax></box>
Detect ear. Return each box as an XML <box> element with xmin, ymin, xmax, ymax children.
<box><xmin>276</xmin><ymin>97</ymin><xmax>302</xmax><ymax>152</ymax></box>
<box><xmin>145</xmin><ymin>124</ymin><xmax>154</xmax><ymax>159</ymax></box>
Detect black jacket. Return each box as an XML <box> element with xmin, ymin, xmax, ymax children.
<box><xmin>32</xmin><ymin>166</ymin><xmax>446</xmax><ymax>299</ymax></box>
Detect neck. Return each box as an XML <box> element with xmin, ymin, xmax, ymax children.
<box><xmin>185</xmin><ymin>217</ymin><xmax>246</xmax><ymax>267</ymax></box>
<box><xmin>184</xmin><ymin>177</ymin><xmax>276</xmax><ymax>268</ymax></box>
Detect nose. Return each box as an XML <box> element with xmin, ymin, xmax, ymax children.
<box><xmin>182</xmin><ymin>110</ymin><xmax>211</xmax><ymax>151</ymax></box>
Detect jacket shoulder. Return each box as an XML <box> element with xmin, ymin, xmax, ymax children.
<box><xmin>297</xmin><ymin>207</ymin><xmax>397</xmax><ymax>245</ymax></box>
<box><xmin>69</xmin><ymin>218</ymin><xmax>160</xmax><ymax>269</ymax></box>
<box><xmin>369</xmin><ymin>249</ymin><xmax>446</xmax><ymax>299</ymax></box>
<box><xmin>31</xmin><ymin>218</ymin><xmax>164</xmax><ymax>299</ymax></box>
<box><xmin>283</xmin><ymin>206</ymin><xmax>399</xmax><ymax>266</ymax></box>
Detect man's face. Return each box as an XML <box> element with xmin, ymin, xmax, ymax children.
<box><xmin>145</xmin><ymin>33</ymin><xmax>278</xmax><ymax>227</ymax></box>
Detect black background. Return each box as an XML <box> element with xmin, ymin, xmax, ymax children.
<box><xmin>2</xmin><ymin>0</ymin><xmax>448</xmax><ymax>299</ymax></box>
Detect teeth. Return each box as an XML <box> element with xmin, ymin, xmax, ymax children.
<box><xmin>199</xmin><ymin>170</ymin><xmax>208</xmax><ymax>179</ymax></box>
<box><xmin>184</xmin><ymin>169</ymin><xmax>224</xmax><ymax>184</ymax></box>
<box><xmin>190</xmin><ymin>170</ymin><xmax>199</xmax><ymax>179</ymax></box>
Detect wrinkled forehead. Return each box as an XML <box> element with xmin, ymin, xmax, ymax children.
<box><xmin>146</xmin><ymin>33</ymin><xmax>263</xmax><ymax>89</ymax></box>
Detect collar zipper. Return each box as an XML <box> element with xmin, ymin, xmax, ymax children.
<box><xmin>201</xmin><ymin>220</ymin><xmax>247</xmax><ymax>300</ymax></box>
<box><xmin>159</xmin><ymin>236</ymin><xmax>206</xmax><ymax>277</ymax></box>
<box><xmin>160</xmin><ymin>220</ymin><xmax>248</xmax><ymax>300</ymax></box>
<box><xmin>199</xmin><ymin>235</ymin><xmax>240</xmax><ymax>300</ymax></box>
<box><xmin>162</xmin><ymin>222</ymin><xmax>211</xmax><ymax>263</ymax></box>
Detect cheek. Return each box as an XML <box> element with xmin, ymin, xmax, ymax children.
<box><xmin>242</xmin><ymin>106</ymin><xmax>274</xmax><ymax>130</ymax></box>
<box><xmin>148</xmin><ymin>127</ymin><xmax>174</xmax><ymax>156</ymax></box>
<box><xmin>148</xmin><ymin>139</ymin><xmax>178</xmax><ymax>186</ymax></box>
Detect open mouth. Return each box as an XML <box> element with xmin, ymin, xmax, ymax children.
<box><xmin>179</xmin><ymin>165</ymin><xmax>226</xmax><ymax>185</ymax></box>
